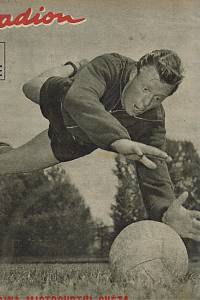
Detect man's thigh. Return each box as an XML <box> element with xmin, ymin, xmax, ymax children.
<box><xmin>49</xmin><ymin>125</ymin><xmax>97</xmax><ymax>162</ymax></box>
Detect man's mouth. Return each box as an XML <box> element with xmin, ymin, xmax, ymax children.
<box><xmin>133</xmin><ymin>105</ymin><xmax>145</xmax><ymax>114</ymax></box>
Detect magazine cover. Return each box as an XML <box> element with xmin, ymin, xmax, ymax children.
<box><xmin>0</xmin><ymin>0</ymin><xmax>200</xmax><ymax>299</ymax></box>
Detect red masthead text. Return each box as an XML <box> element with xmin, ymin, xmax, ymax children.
<box><xmin>0</xmin><ymin>6</ymin><xmax>86</xmax><ymax>29</ymax></box>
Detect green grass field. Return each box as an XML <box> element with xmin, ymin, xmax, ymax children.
<box><xmin>0</xmin><ymin>263</ymin><xmax>199</xmax><ymax>300</ymax></box>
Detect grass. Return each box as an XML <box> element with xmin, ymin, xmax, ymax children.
<box><xmin>0</xmin><ymin>263</ymin><xmax>199</xmax><ymax>300</ymax></box>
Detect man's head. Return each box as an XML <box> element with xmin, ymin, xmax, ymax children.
<box><xmin>122</xmin><ymin>49</ymin><xmax>184</xmax><ymax>116</ymax></box>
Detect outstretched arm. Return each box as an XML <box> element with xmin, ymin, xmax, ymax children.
<box><xmin>133</xmin><ymin>120</ymin><xmax>176</xmax><ymax>220</ymax></box>
<box><xmin>134</xmin><ymin>122</ymin><xmax>200</xmax><ymax>241</ymax></box>
<box><xmin>135</xmin><ymin>157</ymin><xmax>176</xmax><ymax>220</ymax></box>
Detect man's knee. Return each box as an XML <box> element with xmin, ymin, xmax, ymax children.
<box><xmin>22</xmin><ymin>81</ymin><xmax>40</xmax><ymax>105</ymax></box>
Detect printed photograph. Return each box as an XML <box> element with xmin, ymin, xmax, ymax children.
<box><xmin>0</xmin><ymin>0</ymin><xmax>200</xmax><ymax>299</ymax></box>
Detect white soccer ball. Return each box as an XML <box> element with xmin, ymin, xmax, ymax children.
<box><xmin>109</xmin><ymin>220</ymin><xmax>188</xmax><ymax>285</ymax></box>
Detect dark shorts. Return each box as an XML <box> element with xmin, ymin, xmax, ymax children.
<box><xmin>40</xmin><ymin>75</ymin><xmax>97</xmax><ymax>162</ymax></box>
<box><xmin>48</xmin><ymin>125</ymin><xmax>97</xmax><ymax>162</ymax></box>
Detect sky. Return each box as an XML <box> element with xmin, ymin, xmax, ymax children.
<box><xmin>0</xmin><ymin>0</ymin><xmax>200</xmax><ymax>224</ymax></box>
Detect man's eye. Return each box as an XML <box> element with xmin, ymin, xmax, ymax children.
<box><xmin>143</xmin><ymin>87</ymin><xmax>149</xmax><ymax>92</ymax></box>
<box><xmin>155</xmin><ymin>96</ymin><xmax>161</xmax><ymax>102</ymax></box>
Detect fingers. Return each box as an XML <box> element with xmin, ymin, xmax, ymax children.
<box><xmin>138</xmin><ymin>155</ymin><xmax>157</xmax><ymax>169</ymax></box>
<box><xmin>125</xmin><ymin>141</ymin><xmax>171</xmax><ymax>169</ymax></box>
<box><xmin>138</xmin><ymin>143</ymin><xmax>168</xmax><ymax>159</ymax></box>
<box><xmin>190</xmin><ymin>210</ymin><xmax>200</xmax><ymax>220</ymax></box>
<box><xmin>187</xmin><ymin>233</ymin><xmax>200</xmax><ymax>242</ymax></box>
<box><xmin>190</xmin><ymin>228</ymin><xmax>200</xmax><ymax>236</ymax></box>
<box><xmin>176</xmin><ymin>191</ymin><xmax>188</xmax><ymax>206</ymax></box>
<box><xmin>126</xmin><ymin>154</ymin><xmax>157</xmax><ymax>169</ymax></box>
<box><xmin>145</xmin><ymin>154</ymin><xmax>172</xmax><ymax>163</ymax></box>
<box><xmin>192</xmin><ymin>219</ymin><xmax>200</xmax><ymax>230</ymax></box>
<box><xmin>130</xmin><ymin>142</ymin><xmax>143</xmax><ymax>156</ymax></box>
<box><xmin>185</xmin><ymin>217</ymin><xmax>200</xmax><ymax>241</ymax></box>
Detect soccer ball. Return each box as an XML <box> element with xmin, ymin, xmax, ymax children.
<box><xmin>109</xmin><ymin>220</ymin><xmax>188</xmax><ymax>285</ymax></box>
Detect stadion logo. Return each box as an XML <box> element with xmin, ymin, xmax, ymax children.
<box><xmin>0</xmin><ymin>6</ymin><xmax>86</xmax><ymax>29</ymax></box>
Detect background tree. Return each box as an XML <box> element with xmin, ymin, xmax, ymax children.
<box><xmin>111</xmin><ymin>155</ymin><xmax>146</xmax><ymax>235</ymax></box>
<box><xmin>93</xmin><ymin>221</ymin><xmax>114</xmax><ymax>257</ymax></box>
<box><xmin>0</xmin><ymin>166</ymin><xmax>96</xmax><ymax>259</ymax></box>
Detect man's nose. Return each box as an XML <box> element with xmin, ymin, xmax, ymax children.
<box><xmin>139</xmin><ymin>94</ymin><xmax>153</xmax><ymax>109</ymax></box>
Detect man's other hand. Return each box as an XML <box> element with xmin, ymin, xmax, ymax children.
<box><xmin>162</xmin><ymin>191</ymin><xmax>200</xmax><ymax>241</ymax></box>
<box><xmin>111</xmin><ymin>139</ymin><xmax>171</xmax><ymax>169</ymax></box>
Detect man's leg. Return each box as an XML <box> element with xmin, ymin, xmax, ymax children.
<box><xmin>0</xmin><ymin>129</ymin><xmax>59</xmax><ymax>175</ymax></box>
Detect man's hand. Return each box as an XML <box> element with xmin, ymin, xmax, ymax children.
<box><xmin>162</xmin><ymin>192</ymin><xmax>200</xmax><ymax>241</ymax></box>
<box><xmin>111</xmin><ymin>139</ymin><xmax>171</xmax><ymax>169</ymax></box>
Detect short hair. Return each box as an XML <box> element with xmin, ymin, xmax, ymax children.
<box><xmin>137</xmin><ymin>49</ymin><xmax>184</xmax><ymax>95</ymax></box>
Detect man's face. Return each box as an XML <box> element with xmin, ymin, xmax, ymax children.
<box><xmin>122</xmin><ymin>65</ymin><xmax>176</xmax><ymax>116</ymax></box>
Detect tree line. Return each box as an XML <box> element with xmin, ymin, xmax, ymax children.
<box><xmin>0</xmin><ymin>138</ymin><xmax>199</xmax><ymax>259</ymax></box>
